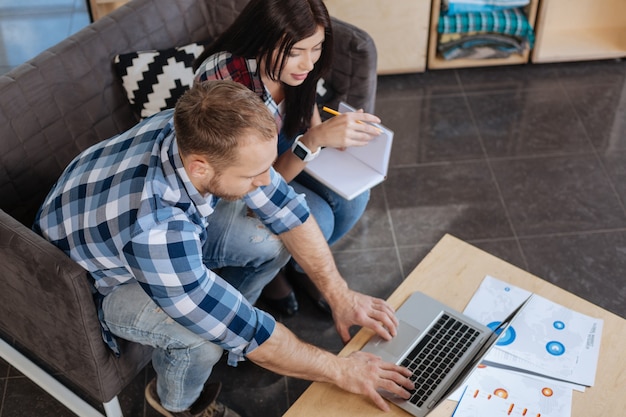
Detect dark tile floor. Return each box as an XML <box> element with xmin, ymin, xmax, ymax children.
<box><xmin>1</xmin><ymin>2</ymin><xmax>626</xmax><ymax>417</ymax></box>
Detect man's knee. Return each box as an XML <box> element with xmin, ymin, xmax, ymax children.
<box><xmin>242</xmin><ymin>221</ymin><xmax>290</xmax><ymax>267</ymax></box>
<box><xmin>187</xmin><ymin>339</ymin><xmax>224</xmax><ymax>368</ymax></box>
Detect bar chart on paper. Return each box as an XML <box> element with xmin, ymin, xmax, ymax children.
<box><xmin>452</xmin><ymin>365</ymin><xmax>572</xmax><ymax>417</ymax></box>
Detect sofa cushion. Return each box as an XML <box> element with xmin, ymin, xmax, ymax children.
<box><xmin>114</xmin><ymin>42</ymin><xmax>206</xmax><ymax>119</ymax></box>
<box><xmin>115</xmin><ymin>42</ymin><xmax>337</xmax><ymax>121</ymax></box>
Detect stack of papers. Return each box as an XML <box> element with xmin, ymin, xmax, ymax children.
<box><xmin>452</xmin><ymin>366</ymin><xmax>573</xmax><ymax>417</ymax></box>
<box><xmin>451</xmin><ymin>275</ymin><xmax>603</xmax><ymax>417</ymax></box>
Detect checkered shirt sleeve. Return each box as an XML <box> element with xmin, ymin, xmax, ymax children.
<box><xmin>33</xmin><ymin>110</ymin><xmax>312</xmax><ymax>362</ymax></box>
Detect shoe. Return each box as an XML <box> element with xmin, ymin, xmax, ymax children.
<box><xmin>145</xmin><ymin>378</ymin><xmax>241</xmax><ymax>417</ymax></box>
<box><xmin>260</xmin><ymin>290</ymin><xmax>299</xmax><ymax>316</ymax></box>
<box><xmin>286</xmin><ymin>264</ymin><xmax>332</xmax><ymax>315</ymax></box>
<box><xmin>260</xmin><ymin>270</ymin><xmax>299</xmax><ymax>316</ymax></box>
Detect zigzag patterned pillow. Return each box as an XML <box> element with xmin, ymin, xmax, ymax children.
<box><xmin>114</xmin><ymin>42</ymin><xmax>206</xmax><ymax>119</ymax></box>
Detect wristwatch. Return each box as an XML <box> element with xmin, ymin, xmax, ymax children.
<box><xmin>291</xmin><ymin>134</ymin><xmax>321</xmax><ymax>162</ymax></box>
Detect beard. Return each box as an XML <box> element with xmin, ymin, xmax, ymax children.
<box><xmin>205</xmin><ymin>173</ymin><xmax>248</xmax><ymax>202</ymax></box>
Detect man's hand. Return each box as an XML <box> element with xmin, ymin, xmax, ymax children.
<box><xmin>247</xmin><ymin>323</ymin><xmax>414</xmax><ymax>412</ymax></box>
<box><xmin>334</xmin><ymin>351</ymin><xmax>414</xmax><ymax>411</ymax></box>
<box><xmin>328</xmin><ymin>288</ymin><xmax>400</xmax><ymax>344</ymax></box>
<box><xmin>277</xmin><ymin>217</ymin><xmax>400</xmax><ymax>342</ymax></box>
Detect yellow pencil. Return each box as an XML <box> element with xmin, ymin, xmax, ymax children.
<box><xmin>322</xmin><ymin>106</ymin><xmax>341</xmax><ymax>117</ymax></box>
<box><xmin>322</xmin><ymin>106</ymin><xmax>383</xmax><ymax>133</ymax></box>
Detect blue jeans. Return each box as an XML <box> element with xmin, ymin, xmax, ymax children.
<box><xmin>289</xmin><ymin>171</ymin><xmax>370</xmax><ymax>271</ymax></box>
<box><xmin>102</xmin><ymin>199</ymin><xmax>290</xmax><ymax>412</ymax></box>
<box><xmin>277</xmin><ymin>132</ymin><xmax>370</xmax><ymax>252</ymax></box>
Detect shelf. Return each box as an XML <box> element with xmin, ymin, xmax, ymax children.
<box><xmin>89</xmin><ymin>0</ymin><xmax>129</xmax><ymax>21</ymax></box>
<box><xmin>86</xmin><ymin>0</ymin><xmax>625</xmax><ymax>71</ymax></box>
<box><xmin>324</xmin><ymin>0</ymin><xmax>432</xmax><ymax>74</ymax></box>
<box><xmin>533</xmin><ymin>28</ymin><xmax>626</xmax><ymax>63</ymax></box>
<box><xmin>427</xmin><ymin>0</ymin><xmax>539</xmax><ymax>70</ymax></box>
<box><xmin>532</xmin><ymin>0</ymin><xmax>626</xmax><ymax>63</ymax></box>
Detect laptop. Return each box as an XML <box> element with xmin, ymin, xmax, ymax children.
<box><xmin>361</xmin><ymin>291</ymin><xmax>530</xmax><ymax>416</ymax></box>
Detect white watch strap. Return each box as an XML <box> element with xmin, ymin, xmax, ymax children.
<box><xmin>291</xmin><ymin>134</ymin><xmax>320</xmax><ymax>162</ymax></box>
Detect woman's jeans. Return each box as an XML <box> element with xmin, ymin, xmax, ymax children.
<box><xmin>289</xmin><ymin>170</ymin><xmax>370</xmax><ymax>271</ymax></box>
<box><xmin>102</xmin><ymin>199</ymin><xmax>290</xmax><ymax>412</ymax></box>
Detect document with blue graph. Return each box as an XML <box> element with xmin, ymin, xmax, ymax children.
<box><xmin>450</xmin><ymin>275</ymin><xmax>603</xmax><ymax>417</ymax></box>
<box><xmin>463</xmin><ymin>275</ymin><xmax>603</xmax><ymax>387</ymax></box>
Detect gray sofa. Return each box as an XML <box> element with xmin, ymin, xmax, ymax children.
<box><xmin>0</xmin><ymin>0</ymin><xmax>377</xmax><ymax>416</ymax></box>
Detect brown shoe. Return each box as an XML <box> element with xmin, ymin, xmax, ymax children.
<box><xmin>145</xmin><ymin>378</ymin><xmax>241</xmax><ymax>417</ymax></box>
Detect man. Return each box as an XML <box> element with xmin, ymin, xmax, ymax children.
<box><xmin>34</xmin><ymin>80</ymin><xmax>413</xmax><ymax>417</ymax></box>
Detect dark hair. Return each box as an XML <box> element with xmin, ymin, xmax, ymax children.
<box><xmin>194</xmin><ymin>0</ymin><xmax>334</xmax><ymax>138</ymax></box>
<box><xmin>174</xmin><ymin>80</ymin><xmax>277</xmax><ymax>171</ymax></box>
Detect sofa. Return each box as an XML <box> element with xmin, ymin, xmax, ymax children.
<box><xmin>0</xmin><ymin>0</ymin><xmax>377</xmax><ymax>416</ymax></box>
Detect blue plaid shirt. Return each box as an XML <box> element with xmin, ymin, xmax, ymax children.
<box><xmin>34</xmin><ymin>110</ymin><xmax>309</xmax><ymax>363</ymax></box>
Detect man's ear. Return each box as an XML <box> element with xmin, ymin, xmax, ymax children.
<box><xmin>185</xmin><ymin>155</ymin><xmax>215</xmax><ymax>180</ymax></box>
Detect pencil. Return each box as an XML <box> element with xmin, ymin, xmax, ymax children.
<box><xmin>322</xmin><ymin>106</ymin><xmax>341</xmax><ymax>117</ymax></box>
<box><xmin>322</xmin><ymin>106</ymin><xmax>383</xmax><ymax>133</ymax></box>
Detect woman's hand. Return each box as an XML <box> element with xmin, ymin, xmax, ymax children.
<box><xmin>302</xmin><ymin>109</ymin><xmax>382</xmax><ymax>150</ymax></box>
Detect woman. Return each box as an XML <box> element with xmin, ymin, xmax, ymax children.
<box><xmin>194</xmin><ymin>0</ymin><xmax>381</xmax><ymax>316</ymax></box>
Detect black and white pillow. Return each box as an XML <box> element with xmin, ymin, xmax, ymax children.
<box><xmin>315</xmin><ymin>77</ymin><xmax>334</xmax><ymax>104</ymax></box>
<box><xmin>114</xmin><ymin>42</ymin><xmax>206</xmax><ymax>119</ymax></box>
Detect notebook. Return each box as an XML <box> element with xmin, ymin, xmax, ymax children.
<box><xmin>304</xmin><ymin>102</ymin><xmax>393</xmax><ymax>200</ymax></box>
<box><xmin>361</xmin><ymin>291</ymin><xmax>530</xmax><ymax>416</ymax></box>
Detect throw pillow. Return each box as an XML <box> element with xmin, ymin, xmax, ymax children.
<box><xmin>114</xmin><ymin>42</ymin><xmax>206</xmax><ymax>119</ymax></box>
<box><xmin>315</xmin><ymin>77</ymin><xmax>334</xmax><ymax>104</ymax></box>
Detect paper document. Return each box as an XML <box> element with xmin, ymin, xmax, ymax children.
<box><xmin>451</xmin><ymin>365</ymin><xmax>573</xmax><ymax>417</ymax></box>
<box><xmin>463</xmin><ymin>276</ymin><xmax>603</xmax><ymax>387</ymax></box>
<box><xmin>304</xmin><ymin>102</ymin><xmax>393</xmax><ymax>200</ymax></box>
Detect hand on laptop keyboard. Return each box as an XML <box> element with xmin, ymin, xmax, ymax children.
<box><xmin>335</xmin><ymin>351</ymin><xmax>414</xmax><ymax>411</ymax></box>
<box><xmin>328</xmin><ymin>288</ymin><xmax>399</xmax><ymax>343</ymax></box>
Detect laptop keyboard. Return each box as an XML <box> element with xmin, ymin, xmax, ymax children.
<box><xmin>401</xmin><ymin>314</ymin><xmax>480</xmax><ymax>408</ymax></box>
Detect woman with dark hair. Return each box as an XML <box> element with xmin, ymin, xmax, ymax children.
<box><xmin>194</xmin><ymin>0</ymin><xmax>382</xmax><ymax>316</ymax></box>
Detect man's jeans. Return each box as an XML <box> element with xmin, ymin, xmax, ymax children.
<box><xmin>102</xmin><ymin>199</ymin><xmax>290</xmax><ymax>412</ymax></box>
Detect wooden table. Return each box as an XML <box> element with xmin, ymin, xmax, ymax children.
<box><xmin>284</xmin><ymin>234</ymin><xmax>626</xmax><ymax>417</ymax></box>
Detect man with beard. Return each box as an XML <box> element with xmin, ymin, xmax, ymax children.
<box><xmin>33</xmin><ymin>81</ymin><xmax>413</xmax><ymax>417</ymax></box>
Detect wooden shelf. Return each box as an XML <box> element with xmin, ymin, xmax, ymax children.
<box><xmin>89</xmin><ymin>0</ymin><xmax>129</xmax><ymax>21</ymax></box>
<box><xmin>532</xmin><ymin>0</ymin><xmax>626</xmax><ymax>63</ymax></box>
<box><xmin>427</xmin><ymin>0</ymin><xmax>539</xmax><ymax>70</ymax></box>
<box><xmin>86</xmin><ymin>0</ymin><xmax>625</xmax><ymax>71</ymax></box>
<box><xmin>324</xmin><ymin>0</ymin><xmax>432</xmax><ymax>74</ymax></box>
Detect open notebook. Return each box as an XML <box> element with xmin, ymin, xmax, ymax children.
<box><xmin>304</xmin><ymin>102</ymin><xmax>394</xmax><ymax>200</ymax></box>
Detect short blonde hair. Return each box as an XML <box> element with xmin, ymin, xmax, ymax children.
<box><xmin>174</xmin><ymin>80</ymin><xmax>277</xmax><ymax>170</ymax></box>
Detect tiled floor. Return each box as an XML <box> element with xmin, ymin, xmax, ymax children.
<box><xmin>1</xmin><ymin>2</ymin><xmax>626</xmax><ymax>417</ymax></box>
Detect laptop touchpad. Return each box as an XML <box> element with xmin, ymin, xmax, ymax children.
<box><xmin>367</xmin><ymin>320</ymin><xmax>421</xmax><ymax>360</ymax></box>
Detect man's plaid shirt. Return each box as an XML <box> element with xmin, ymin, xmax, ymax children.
<box><xmin>34</xmin><ymin>109</ymin><xmax>309</xmax><ymax>362</ymax></box>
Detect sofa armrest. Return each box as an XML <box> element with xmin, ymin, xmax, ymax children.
<box><xmin>326</xmin><ymin>17</ymin><xmax>378</xmax><ymax>114</ymax></box>
<box><xmin>0</xmin><ymin>209</ymin><xmax>151</xmax><ymax>402</ymax></box>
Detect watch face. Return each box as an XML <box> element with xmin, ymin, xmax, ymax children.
<box><xmin>293</xmin><ymin>143</ymin><xmax>309</xmax><ymax>160</ymax></box>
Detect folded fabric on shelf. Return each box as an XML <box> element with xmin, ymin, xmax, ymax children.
<box><xmin>438</xmin><ymin>7</ymin><xmax>535</xmax><ymax>48</ymax></box>
<box><xmin>443</xmin><ymin>0</ymin><xmax>530</xmax><ymax>15</ymax></box>
<box><xmin>438</xmin><ymin>33</ymin><xmax>525</xmax><ymax>59</ymax></box>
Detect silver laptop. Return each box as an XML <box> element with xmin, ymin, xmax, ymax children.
<box><xmin>362</xmin><ymin>291</ymin><xmax>529</xmax><ymax>416</ymax></box>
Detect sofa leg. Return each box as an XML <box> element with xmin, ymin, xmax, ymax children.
<box><xmin>103</xmin><ymin>397</ymin><xmax>123</xmax><ymax>417</ymax></box>
<box><xmin>0</xmin><ymin>337</ymin><xmax>114</xmax><ymax>417</ymax></box>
